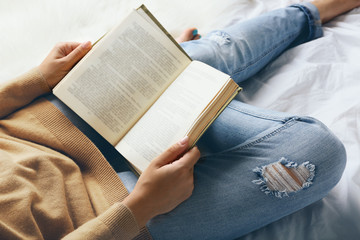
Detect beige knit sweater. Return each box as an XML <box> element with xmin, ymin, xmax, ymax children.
<box><xmin>0</xmin><ymin>68</ymin><xmax>151</xmax><ymax>239</ymax></box>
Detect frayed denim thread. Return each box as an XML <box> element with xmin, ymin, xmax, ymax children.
<box><xmin>253</xmin><ymin>157</ymin><xmax>316</xmax><ymax>198</ymax></box>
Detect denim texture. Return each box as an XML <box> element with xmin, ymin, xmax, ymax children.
<box><xmin>146</xmin><ymin>3</ymin><xmax>346</xmax><ymax>239</ymax></box>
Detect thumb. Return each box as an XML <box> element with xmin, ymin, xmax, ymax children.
<box><xmin>65</xmin><ymin>41</ymin><xmax>92</xmax><ymax>67</ymax></box>
<box><xmin>152</xmin><ymin>136</ymin><xmax>189</xmax><ymax>167</ymax></box>
<box><xmin>174</xmin><ymin>146</ymin><xmax>200</xmax><ymax>169</ymax></box>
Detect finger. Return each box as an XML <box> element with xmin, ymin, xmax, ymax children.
<box><xmin>53</xmin><ymin>42</ymin><xmax>81</xmax><ymax>57</ymax></box>
<box><xmin>152</xmin><ymin>136</ymin><xmax>189</xmax><ymax>167</ymax></box>
<box><xmin>175</xmin><ymin>146</ymin><xmax>200</xmax><ymax>169</ymax></box>
<box><xmin>62</xmin><ymin>42</ymin><xmax>82</xmax><ymax>55</ymax></box>
<box><xmin>64</xmin><ymin>41</ymin><xmax>92</xmax><ymax>68</ymax></box>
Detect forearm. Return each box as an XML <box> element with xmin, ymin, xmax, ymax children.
<box><xmin>0</xmin><ymin>68</ymin><xmax>51</xmax><ymax>118</ymax></box>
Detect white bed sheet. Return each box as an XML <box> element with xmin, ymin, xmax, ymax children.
<box><xmin>1</xmin><ymin>0</ymin><xmax>359</xmax><ymax>239</ymax></box>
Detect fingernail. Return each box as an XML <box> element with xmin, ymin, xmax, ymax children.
<box><xmin>192</xmin><ymin>29</ymin><xmax>198</xmax><ymax>36</ymax></box>
<box><xmin>81</xmin><ymin>41</ymin><xmax>91</xmax><ymax>49</ymax></box>
<box><xmin>199</xmin><ymin>35</ymin><xmax>202</xmax><ymax>39</ymax></box>
<box><xmin>179</xmin><ymin>136</ymin><xmax>189</xmax><ymax>146</ymax></box>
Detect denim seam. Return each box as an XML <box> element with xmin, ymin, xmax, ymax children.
<box><xmin>290</xmin><ymin>4</ymin><xmax>316</xmax><ymax>41</ymax></box>
<box><xmin>231</xmin><ymin>31</ymin><xmax>299</xmax><ymax>77</ymax></box>
<box><xmin>201</xmin><ymin>117</ymin><xmax>299</xmax><ymax>158</ymax></box>
<box><xmin>227</xmin><ymin>104</ymin><xmax>288</xmax><ymax>122</ymax></box>
<box><xmin>230</xmin><ymin>117</ymin><xmax>298</xmax><ymax>151</ymax></box>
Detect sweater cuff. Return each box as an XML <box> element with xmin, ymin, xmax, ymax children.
<box><xmin>15</xmin><ymin>67</ymin><xmax>51</xmax><ymax>95</ymax></box>
<box><xmin>0</xmin><ymin>67</ymin><xmax>51</xmax><ymax>118</ymax></box>
<box><xmin>7</xmin><ymin>67</ymin><xmax>51</xmax><ymax>96</ymax></box>
<box><xmin>99</xmin><ymin>202</ymin><xmax>140</xmax><ymax>239</ymax></box>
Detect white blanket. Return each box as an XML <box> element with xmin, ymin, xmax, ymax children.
<box><xmin>1</xmin><ymin>0</ymin><xmax>359</xmax><ymax>239</ymax></box>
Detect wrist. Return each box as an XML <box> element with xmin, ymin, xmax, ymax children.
<box><xmin>38</xmin><ymin>63</ymin><xmax>57</xmax><ymax>89</ymax></box>
<box><xmin>123</xmin><ymin>194</ymin><xmax>155</xmax><ymax>228</ymax></box>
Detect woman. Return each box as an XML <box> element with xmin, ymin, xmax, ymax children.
<box><xmin>0</xmin><ymin>0</ymin><xmax>358</xmax><ymax>239</ymax></box>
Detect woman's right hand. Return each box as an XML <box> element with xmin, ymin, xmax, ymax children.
<box><xmin>123</xmin><ymin>136</ymin><xmax>200</xmax><ymax>228</ymax></box>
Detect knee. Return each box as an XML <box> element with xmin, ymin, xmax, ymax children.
<box><xmin>297</xmin><ymin>116</ymin><xmax>346</xmax><ymax>191</ymax></box>
<box><xmin>252</xmin><ymin>116</ymin><xmax>346</xmax><ymax>199</ymax></box>
<box><xmin>180</xmin><ymin>30</ymin><xmax>239</xmax><ymax>75</ymax></box>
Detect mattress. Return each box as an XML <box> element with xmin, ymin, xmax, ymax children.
<box><xmin>1</xmin><ymin>0</ymin><xmax>359</xmax><ymax>239</ymax></box>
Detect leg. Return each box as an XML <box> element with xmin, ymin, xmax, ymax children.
<box><xmin>180</xmin><ymin>2</ymin><xmax>323</xmax><ymax>84</ymax></box>
<box><xmin>120</xmin><ymin>1</ymin><xmax>349</xmax><ymax>238</ymax></box>
<box><xmin>180</xmin><ymin>0</ymin><xmax>360</xmax><ymax>83</ymax></box>
<box><xmin>146</xmin><ymin>2</ymin><xmax>347</xmax><ymax>238</ymax></box>
<box><xmin>147</xmin><ymin>99</ymin><xmax>346</xmax><ymax>239</ymax></box>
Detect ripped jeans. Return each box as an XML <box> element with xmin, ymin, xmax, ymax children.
<box><xmin>49</xmin><ymin>2</ymin><xmax>346</xmax><ymax>240</ymax></box>
<box><xmin>139</xmin><ymin>3</ymin><xmax>345</xmax><ymax>239</ymax></box>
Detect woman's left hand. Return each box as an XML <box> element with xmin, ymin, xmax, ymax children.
<box><xmin>38</xmin><ymin>41</ymin><xmax>92</xmax><ymax>89</ymax></box>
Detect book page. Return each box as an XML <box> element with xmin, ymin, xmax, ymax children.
<box><xmin>136</xmin><ymin>5</ymin><xmax>191</xmax><ymax>60</ymax></box>
<box><xmin>116</xmin><ymin>61</ymin><xmax>230</xmax><ymax>172</ymax></box>
<box><xmin>53</xmin><ymin>10</ymin><xmax>190</xmax><ymax>145</ymax></box>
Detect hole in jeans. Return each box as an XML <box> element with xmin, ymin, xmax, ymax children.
<box><xmin>208</xmin><ymin>31</ymin><xmax>231</xmax><ymax>46</ymax></box>
<box><xmin>252</xmin><ymin>157</ymin><xmax>315</xmax><ymax>198</ymax></box>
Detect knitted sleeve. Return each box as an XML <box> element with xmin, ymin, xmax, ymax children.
<box><xmin>0</xmin><ymin>68</ymin><xmax>51</xmax><ymax>118</ymax></box>
<box><xmin>62</xmin><ymin>203</ymin><xmax>141</xmax><ymax>240</ymax></box>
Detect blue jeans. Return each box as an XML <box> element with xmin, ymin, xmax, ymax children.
<box><xmin>49</xmin><ymin>3</ymin><xmax>346</xmax><ymax>239</ymax></box>
<box><xmin>145</xmin><ymin>3</ymin><xmax>345</xmax><ymax>239</ymax></box>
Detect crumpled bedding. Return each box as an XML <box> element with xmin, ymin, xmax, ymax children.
<box><xmin>1</xmin><ymin>0</ymin><xmax>359</xmax><ymax>239</ymax></box>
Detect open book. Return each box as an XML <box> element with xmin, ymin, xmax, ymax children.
<box><xmin>53</xmin><ymin>5</ymin><xmax>241</xmax><ymax>173</ymax></box>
